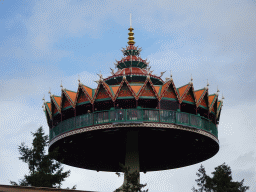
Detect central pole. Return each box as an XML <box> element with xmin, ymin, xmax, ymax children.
<box><xmin>119</xmin><ymin>129</ymin><xmax>140</xmax><ymax>191</ymax></box>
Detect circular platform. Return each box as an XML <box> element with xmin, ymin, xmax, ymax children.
<box><xmin>49</xmin><ymin>109</ymin><xmax>219</xmax><ymax>172</ymax></box>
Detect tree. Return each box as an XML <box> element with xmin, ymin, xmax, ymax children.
<box><xmin>192</xmin><ymin>163</ymin><xmax>250</xmax><ymax>192</ymax></box>
<box><xmin>10</xmin><ymin>126</ymin><xmax>77</xmax><ymax>190</ymax></box>
<box><xmin>114</xmin><ymin>163</ymin><xmax>148</xmax><ymax>192</ymax></box>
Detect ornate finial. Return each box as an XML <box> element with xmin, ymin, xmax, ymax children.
<box><xmin>130</xmin><ymin>13</ymin><xmax>132</xmax><ymax>28</ymax></box>
<box><xmin>205</xmin><ymin>79</ymin><xmax>209</xmax><ymax>89</ymax></box>
<box><xmin>110</xmin><ymin>68</ymin><xmax>115</xmax><ymax>75</ymax></box>
<box><xmin>60</xmin><ymin>80</ymin><xmax>63</xmax><ymax>90</ymax></box>
<box><xmin>97</xmin><ymin>71</ymin><xmax>103</xmax><ymax>81</ymax></box>
<box><xmin>48</xmin><ymin>88</ymin><xmax>52</xmax><ymax>96</ymax></box>
<box><xmin>42</xmin><ymin>94</ymin><xmax>46</xmax><ymax>103</ymax></box>
<box><xmin>222</xmin><ymin>93</ymin><xmax>225</xmax><ymax>100</ymax></box>
<box><xmin>42</xmin><ymin>95</ymin><xmax>46</xmax><ymax>109</ymax></box>
<box><xmin>123</xmin><ymin>69</ymin><xmax>126</xmax><ymax>79</ymax></box>
<box><xmin>94</xmin><ymin>80</ymin><xmax>99</xmax><ymax>84</ymax></box>
<box><xmin>170</xmin><ymin>70</ymin><xmax>173</xmax><ymax>80</ymax></box>
<box><xmin>165</xmin><ymin>77</ymin><xmax>170</xmax><ymax>82</ymax></box>
<box><xmin>215</xmin><ymin>85</ymin><xmax>220</xmax><ymax>96</ymax></box>
<box><xmin>190</xmin><ymin>74</ymin><xmax>193</xmax><ymax>85</ymax></box>
<box><xmin>78</xmin><ymin>75</ymin><xmax>81</xmax><ymax>84</ymax></box>
<box><xmin>128</xmin><ymin>13</ymin><xmax>135</xmax><ymax>45</ymax></box>
<box><xmin>160</xmin><ymin>71</ymin><xmax>166</xmax><ymax>77</ymax></box>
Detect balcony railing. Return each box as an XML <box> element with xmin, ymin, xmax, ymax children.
<box><xmin>50</xmin><ymin>108</ymin><xmax>218</xmax><ymax>140</ymax></box>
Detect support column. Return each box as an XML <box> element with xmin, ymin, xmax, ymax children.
<box><xmin>118</xmin><ymin>130</ymin><xmax>140</xmax><ymax>191</ymax></box>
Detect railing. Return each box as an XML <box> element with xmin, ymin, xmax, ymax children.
<box><xmin>50</xmin><ymin>108</ymin><xmax>218</xmax><ymax>140</ymax></box>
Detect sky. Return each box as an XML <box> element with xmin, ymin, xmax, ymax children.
<box><xmin>0</xmin><ymin>0</ymin><xmax>256</xmax><ymax>191</ymax></box>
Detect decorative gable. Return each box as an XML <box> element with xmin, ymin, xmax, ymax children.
<box><xmin>199</xmin><ymin>94</ymin><xmax>209</xmax><ymax>109</ymax></box>
<box><xmin>94</xmin><ymin>84</ymin><xmax>111</xmax><ymax>100</ymax></box>
<box><xmin>77</xmin><ymin>89</ymin><xmax>89</xmax><ymax>105</ymax></box>
<box><xmin>183</xmin><ymin>89</ymin><xmax>195</xmax><ymax>104</ymax></box>
<box><xmin>117</xmin><ymin>83</ymin><xmax>134</xmax><ymax>98</ymax></box>
<box><xmin>130</xmin><ymin>85</ymin><xmax>143</xmax><ymax>96</ymax></box>
<box><xmin>194</xmin><ymin>89</ymin><xmax>205</xmax><ymax>103</ymax></box>
<box><xmin>162</xmin><ymin>86</ymin><xmax>177</xmax><ymax>99</ymax></box>
<box><xmin>140</xmin><ymin>82</ymin><xmax>156</xmax><ymax>97</ymax></box>
<box><xmin>62</xmin><ymin>97</ymin><xmax>71</xmax><ymax>109</ymax></box>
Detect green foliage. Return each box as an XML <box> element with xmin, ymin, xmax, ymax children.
<box><xmin>192</xmin><ymin>163</ymin><xmax>250</xmax><ymax>192</ymax></box>
<box><xmin>114</xmin><ymin>163</ymin><xmax>148</xmax><ymax>192</ymax></box>
<box><xmin>10</xmin><ymin>126</ymin><xmax>76</xmax><ymax>190</ymax></box>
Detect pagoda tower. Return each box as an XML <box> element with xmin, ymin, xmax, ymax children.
<box><xmin>43</xmin><ymin>15</ymin><xmax>223</xmax><ymax>191</ymax></box>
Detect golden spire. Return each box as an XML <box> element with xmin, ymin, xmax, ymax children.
<box><xmin>128</xmin><ymin>13</ymin><xmax>135</xmax><ymax>45</ymax></box>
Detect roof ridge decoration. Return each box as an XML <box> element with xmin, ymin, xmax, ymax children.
<box><xmin>113</xmin><ymin>78</ymin><xmax>136</xmax><ymax>101</ymax></box>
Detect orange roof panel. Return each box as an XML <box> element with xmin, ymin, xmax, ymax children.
<box><xmin>46</xmin><ymin>102</ymin><xmax>51</xmax><ymax>111</ymax></box>
<box><xmin>160</xmin><ymin>83</ymin><xmax>169</xmax><ymax>95</ymax></box>
<box><xmin>130</xmin><ymin>85</ymin><xmax>142</xmax><ymax>95</ymax></box>
<box><xmin>194</xmin><ymin>89</ymin><xmax>205</xmax><ymax>101</ymax></box>
<box><xmin>178</xmin><ymin>84</ymin><xmax>189</xmax><ymax>97</ymax></box>
<box><xmin>111</xmin><ymin>86</ymin><xmax>120</xmax><ymax>95</ymax></box>
<box><xmin>66</xmin><ymin>90</ymin><xmax>76</xmax><ymax>103</ymax></box>
<box><xmin>183</xmin><ymin>92</ymin><xmax>195</xmax><ymax>104</ymax></box>
<box><xmin>208</xmin><ymin>95</ymin><xmax>215</xmax><ymax>107</ymax></box>
<box><xmin>153</xmin><ymin>86</ymin><xmax>160</xmax><ymax>95</ymax></box>
<box><xmin>83</xmin><ymin>85</ymin><xmax>93</xmax><ymax>98</ymax></box>
<box><xmin>53</xmin><ymin>96</ymin><xmax>61</xmax><ymax>107</ymax></box>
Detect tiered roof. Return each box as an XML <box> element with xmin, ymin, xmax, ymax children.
<box><xmin>43</xmin><ymin>24</ymin><xmax>223</xmax><ymax>123</ymax></box>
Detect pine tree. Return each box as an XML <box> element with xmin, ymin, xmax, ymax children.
<box><xmin>192</xmin><ymin>163</ymin><xmax>250</xmax><ymax>192</ymax></box>
<box><xmin>10</xmin><ymin>126</ymin><xmax>77</xmax><ymax>190</ymax></box>
<box><xmin>114</xmin><ymin>163</ymin><xmax>148</xmax><ymax>192</ymax></box>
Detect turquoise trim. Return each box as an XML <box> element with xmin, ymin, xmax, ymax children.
<box><xmin>116</xmin><ymin>96</ymin><xmax>135</xmax><ymax>99</ymax></box>
<box><xmin>161</xmin><ymin>98</ymin><xmax>178</xmax><ymax>101</ymax></box>
<box><xmin>158</xmin><ymin>85</ymin><xmax>162</xmax><ymax>95</ymax></box>
<box><xmin>62</xmin><ymin>106</ymin><xmax>73</xmax><ymax>111</ymax></box>
<box><xmin>139</xmin><ymin>96</ymin><xmax>157</xmax><ymax>99</ymax></box>
<box><xmin>53</xmin><ymin>112</ymin><xmax>60</xmax><ymax>117</ymax></box>
<box><xmin>76</xmin><ymin>101</ymin><xmax>91</xmax><ymax>106</ymax></box>
<box><xmin>49</xmin><ymin>108</ymin><xmax>218</xmax><ymax>141</ymax></box>
<box><xmin>199</xmin><ymin>105</ymin><xmax>208</xmax><ymax>110</ymax></box>
<box><xmin>95</xmin><ymin>98</ymin><xmax>112</xmax><ymax>102</ymax></box>
<box><xmin>182</xmin><ymin>100</ymin><xmax>195</xmax><ymax>105</ymax></box>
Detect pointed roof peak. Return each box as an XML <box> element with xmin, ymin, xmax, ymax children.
<box><xmin>128</xmin><ymin>13</ymin><xmax>135</xmax><ymax>45</ymax></box>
